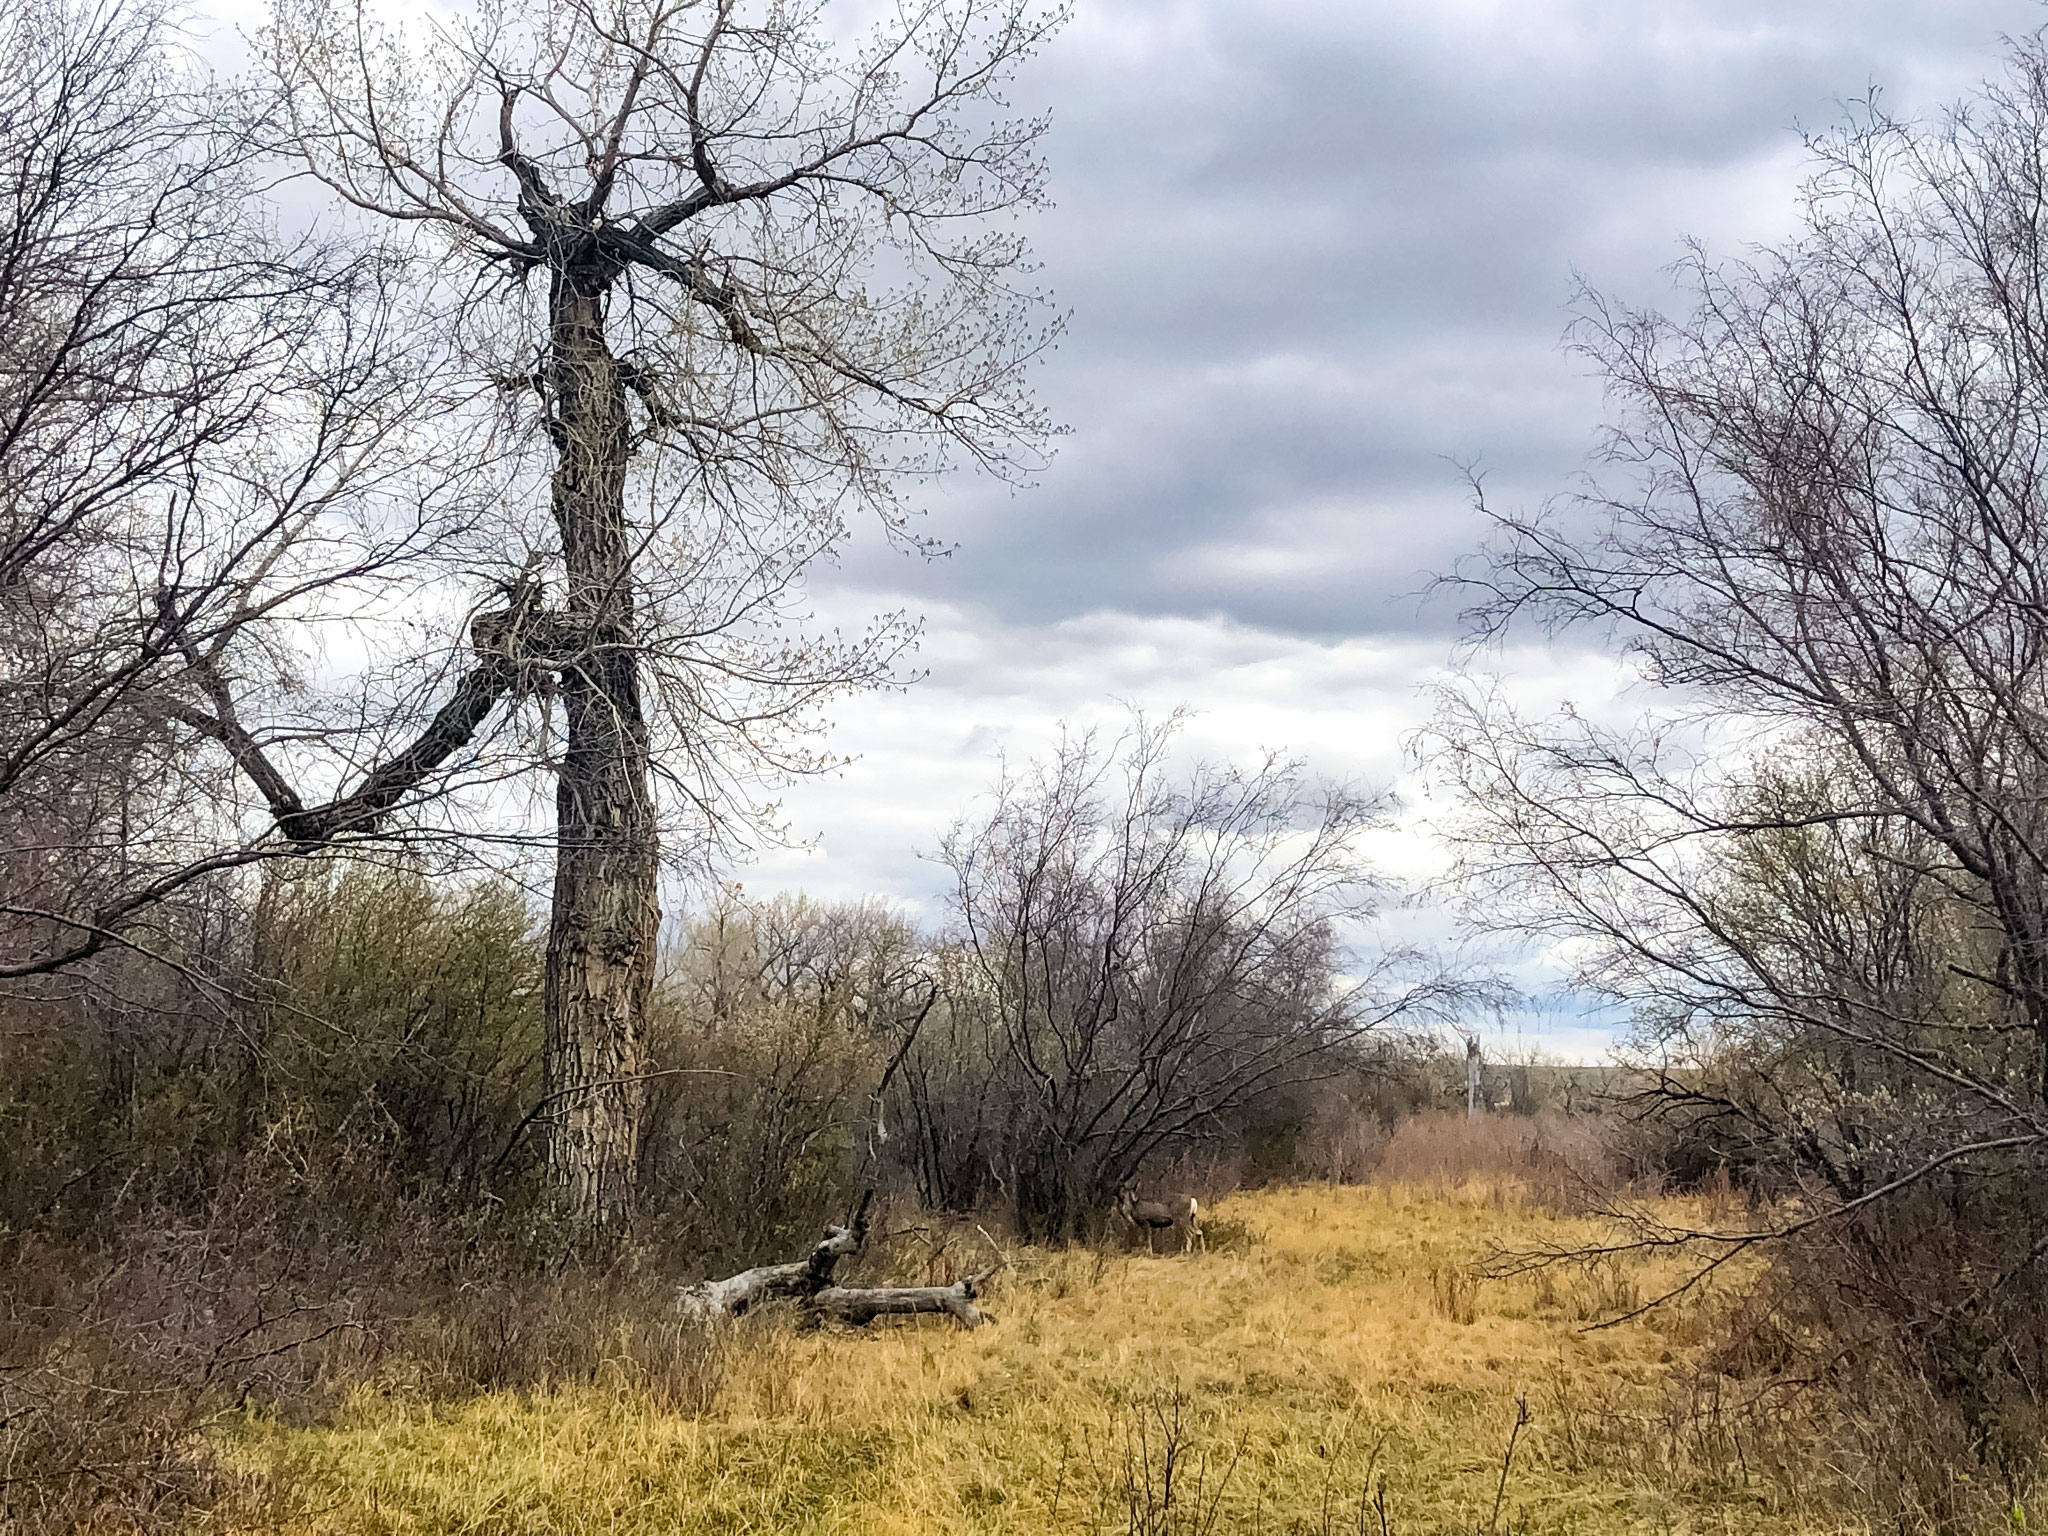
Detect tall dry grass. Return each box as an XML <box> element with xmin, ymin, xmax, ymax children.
<box><xmin>193</xmin><ymin>1182</ymin><xmax>1943</xmax><ymax>1536</ymax></box>
<box><xmin>1282</xmin><ymin>1106</ymin><xmax>1619</xmax><ymax>1214</ymax></box>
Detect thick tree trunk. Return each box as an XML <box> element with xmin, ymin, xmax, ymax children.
<box><xmin>542</xmin><ymin>263</ymin><xmax>658</xmax><ymax>1229</ymax></box>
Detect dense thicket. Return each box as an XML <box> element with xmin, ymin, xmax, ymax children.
<box><xmin>8</xmin><ymin>737</ymin><xmax>1432</xmax><ymax>1244</ymax></box>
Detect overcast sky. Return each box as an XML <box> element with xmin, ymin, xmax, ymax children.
<box><xmin>718</xmin><ymin>0</ymin><xmax>2048</xmax><ymax>1058</ymax></box>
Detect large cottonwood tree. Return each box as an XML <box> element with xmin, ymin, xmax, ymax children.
<box><xmin>244</xmin><ymin>0</ymin><xmax>1062</xmax><ymax>1224</ymax></box>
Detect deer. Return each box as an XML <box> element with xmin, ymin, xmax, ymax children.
<box><xmin>1116</xmin><ymin>1185</ymin><xmax>1206</xmax><ymax>1255</ymax></box>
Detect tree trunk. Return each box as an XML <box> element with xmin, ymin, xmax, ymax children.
<box><xmin>675</xmin><ymin>1193</ymin><xmax>873</xmax><ymax>1322</ymax></box>
<box><xmin>542</xmin><ymin>260</ymin><xmax>658</xmax><ymax>1229</ymax></box>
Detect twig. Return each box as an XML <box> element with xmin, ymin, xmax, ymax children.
<box><xmin>1487</xmin><ymin>1394</ymin><xmax>1530</xmax><ymax>1536</ymax></box>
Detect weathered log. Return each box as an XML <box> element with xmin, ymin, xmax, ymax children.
<box><xmin>810</xmin><ymin>1264</ymin><xmax>999</xmax><ymax>1330</ymax></box>
<box><xmin>676</xmin><ymin>1191</ymin><xmax>872</xmax><ymax>1322</ymax></box>
<box><xmin>676</xmin><ymin>1194</ymin><xmax>1001</xmax><ymax>1330</ymax></box>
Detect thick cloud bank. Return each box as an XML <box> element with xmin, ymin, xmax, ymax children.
<box><xmin>756</xmin><ymin>0</ymin><xmax>2048</xmax><ymax>1057</ymax></box>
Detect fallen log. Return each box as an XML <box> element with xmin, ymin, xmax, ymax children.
<box><xmin>676</xmin><ymin>1191</ymin><xmax>872</xmax><ymax>1323</ymax></box>
<box><xmin>675</xmin><ymin>1194</ymin><xmax>1001</xmax><ymax>1330</ymax></box>
<box><xmin>811</xmin><ymin>1264</ymin><xmax>1000</xmax><ymax>1330</ymax></box>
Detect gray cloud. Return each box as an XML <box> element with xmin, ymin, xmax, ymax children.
<box><xmin>833</xmin><ymin>0</ymin><xmax>2048</xmax><ymax>640</ymax></box>
<box><xmin>777</xmin><ymin>1</ymin><xmax>2048</xmax><ymax>1054</ymax></box>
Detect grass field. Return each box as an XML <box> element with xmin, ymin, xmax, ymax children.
<box><xmin>202</xmin><ymin>1183</ymin><xmax>1832</xmax><ymax>1536</ymax></box>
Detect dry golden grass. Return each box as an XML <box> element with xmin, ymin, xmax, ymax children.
<box><xmin>200</xmin><ymin>1183</ymin><xmax>1843</xmax><ymax>1535</ymax></box>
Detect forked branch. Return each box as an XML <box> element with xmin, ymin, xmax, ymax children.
<box><xmin>174</xmin><ymin>587</ymin><xmax>554</xmax><ymax>848</ymax></box>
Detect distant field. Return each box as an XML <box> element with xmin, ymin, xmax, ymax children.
<box><xmin>203</xmin><ymin>1184</ymin><xmax>1813</xmax><ymax>1536</ymax></box>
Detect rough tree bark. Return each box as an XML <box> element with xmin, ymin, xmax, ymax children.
<box><xmin>537</xmin><ymin>249</ymin><xmax>658</xmax><ymax>1227</ymax></box>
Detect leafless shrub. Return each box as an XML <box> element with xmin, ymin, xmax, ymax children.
<box><xmin>635</xmin><ymin>893</ymin><xmax>931</xmax><ymax>1266</ymax></box>
<box><xmin>0</xmin><ymin>1260</ymin><xmax>216</xmax><ymax>1536</ymax></box>
<box><xmin>915</xmin><ymin>718</ymin><xmax>1477</xmax><ymax>1237</ymax></box>
<box><xmin>1092</xmin><ymin>1386</ymin><xmax>1247</xmax><ymax>1536</ymax></box>
<box><xmin>0</xmin><ymin>1191</ymin><xmax>386</xmax><ymax>1536</ymax></box>
<box><xmin>1369</xmin><ymin>1111</ymin><xmax>1615</xmax><ymax>1210</ymax></box>
<box><xmin>1429</xmin><ymin>1264</ymin><xmax>1479</xmax><ymax>1325</ymax></box>
<box><xmin>1293</xmin><ymin>1105</ymin><xmax>1392</xmax><ymax>1185</ymax></box>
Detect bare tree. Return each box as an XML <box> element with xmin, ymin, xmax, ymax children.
<box><xmin>1433</xmin><ymin>33</ymin><xmax>2048</xmax><ymax>1432</ymax></box>
<box><xmin>926</xmin><ymin>721</ymin><xmax>1460</xmax><ymax>1236</ymax></box>
<box><xmin>224</xmin><ymin>0</ymin><xmax>1064</xmax><ymax>1225</ymax></box>
<box><xmin>0</xmin><ymin>0</ymin><xmax>478</xmax><ymax>989</ymax></box>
